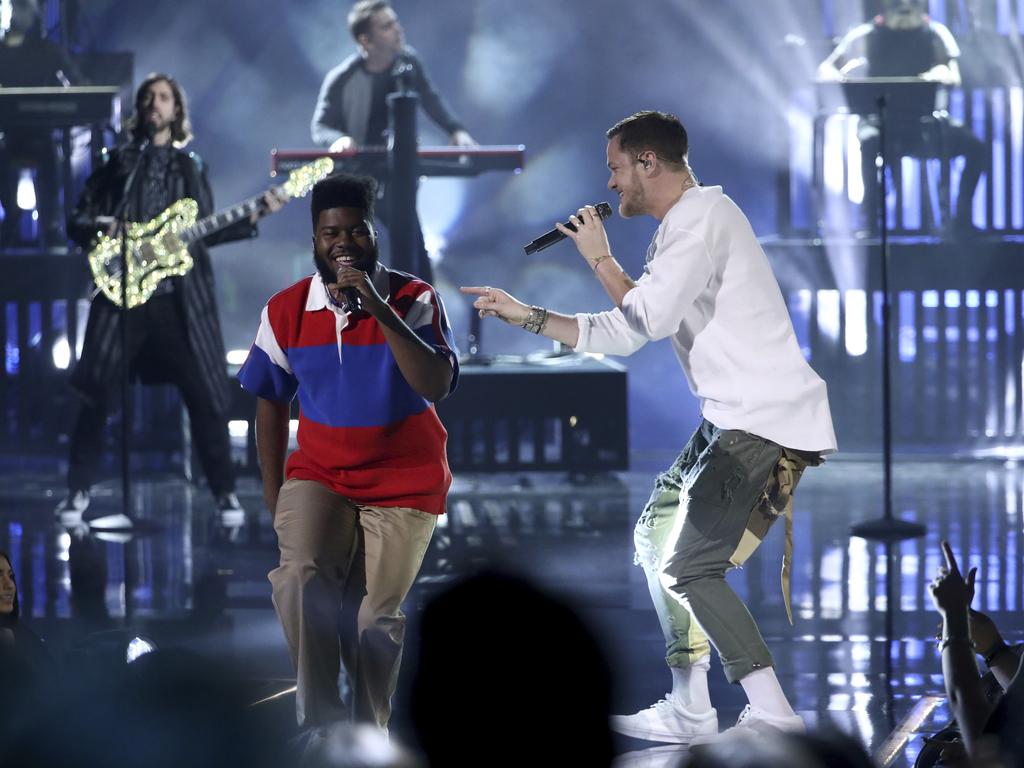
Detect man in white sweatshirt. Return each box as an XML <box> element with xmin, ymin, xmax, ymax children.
<box><xmin>462</xmin><ymin>110</ymin><xmax>836</xmax><ymax>744</ymax></box>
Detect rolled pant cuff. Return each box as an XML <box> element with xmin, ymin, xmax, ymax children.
<box><xmin>665</xmin><ymin>648</ymin><xmax>711</xmax><ymax>669</ymax></box>
<box><xmin>721</xmin><ymin>657</ymin><xmax>775</xmax><ymax>685</ymax></box>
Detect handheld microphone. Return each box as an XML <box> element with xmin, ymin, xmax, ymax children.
<box><xmin>523</xmin><ymin>202</ymin><xmax>613</xmax><ymax>255</ymax></box>
<box><xmin>341</xmin><ymin>287</ymin><xmax>362</xmax><ymax>312</ymax></box>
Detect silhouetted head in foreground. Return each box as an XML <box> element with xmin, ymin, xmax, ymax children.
<box><xmin>411</xmin><ymin>570</ymin><xmax>614</xmax><ymax>767</ymax></box>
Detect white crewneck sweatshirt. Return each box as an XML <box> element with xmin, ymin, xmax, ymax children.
<box><xmin>575</xmin><ymin>185</ymin><xmax>836</xmax><ymax>453</ymax></box>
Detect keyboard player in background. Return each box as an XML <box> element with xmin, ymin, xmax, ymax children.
<box><xmin>0</xmin><ymin>0</ymin><xmax>82</xmax><ymax>247</ymax></box>
<box><xmin>311</xmin><ymin>0</ymin><xmax>476</xmax><ymax>281</ymax></box>
<box><xmin>817</xmin><ymin>0</ymin><xmax>987</xmax><ymax>236</ymax></box>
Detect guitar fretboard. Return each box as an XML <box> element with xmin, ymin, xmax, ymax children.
<box><xmin>181</xmin><ymin>196</ymin><xmax>263</xmax><ymax>244</ymax></box>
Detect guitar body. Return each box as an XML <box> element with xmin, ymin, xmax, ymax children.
<box><xmin>88</xmin><ymin>198</ymin><xmax>199</xmax><ymax>308</ymax></box>
<box><xmin>85</xmin><ymin>157</ymin><xmax>331</xmax><ymax>308</ymax></box>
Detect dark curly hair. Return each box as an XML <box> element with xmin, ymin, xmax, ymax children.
<box><xmin>311</xmin><ymin>173</ymin><xmax>377</xmax><ymax>229</ymax></box>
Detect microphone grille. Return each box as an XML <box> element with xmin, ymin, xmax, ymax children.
<box><xmin>595</xmin><ymin>202</ymin><xmax>613</xmax><ymax>220</ymax></box>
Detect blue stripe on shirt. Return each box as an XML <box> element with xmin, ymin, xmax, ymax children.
<box><xmin>289</xmin><ymin>342</ymin><xmax>430</xmax><ymax>428</ymax></box>
<box><xmin>238</xmin><ymin>344</ymin><xmax>299</xmax><ymax>403</ymax></box>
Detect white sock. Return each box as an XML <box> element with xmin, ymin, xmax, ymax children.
<box><xmin>669</xmin><ymin>656</ymin><xmax>712</xmax><ymax>713</ymax></box>
<box><xmin>739</xmin><ymin>666</ymin><xmax>796</xmax><ymax>719</ymax></box>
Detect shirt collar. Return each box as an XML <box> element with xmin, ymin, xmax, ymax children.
<box><xmin>306</xmin><ymin>262</ymin><xmax>390</xmax><ymax>314</ymax></box>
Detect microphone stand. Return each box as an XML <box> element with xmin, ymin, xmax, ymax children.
<box><xmin>386</xmin><ymin>75</ymin><xmax>419</xmax><ymax>277</ymax></box>
<box><xmin>104</xmin><ymin>135</ymin><xmax>151</xmax><ymax>531</ymax></box>
<box><xmin>850</xmin><ymin>94</ymin><xmax>925</xmax><ymax>543</ymax></box>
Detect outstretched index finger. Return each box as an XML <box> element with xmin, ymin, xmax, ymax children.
<box><xmin>941</xmin><ymin>540</ymin><xmax>961</xmax><ymax>575</ymax></box>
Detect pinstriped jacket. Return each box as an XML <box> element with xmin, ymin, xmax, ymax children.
<box><xmin>67</xmin><ymin>142</ymin><xmax>256</xmax><ymax>415</ymax></box>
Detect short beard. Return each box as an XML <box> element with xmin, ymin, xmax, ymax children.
<box><xmin>619</xmin><ymin>189</ymin><xmax>646</xmax><ymax>218</ymax></box>
<box><xmin>314</xmin><ymin>253</ymin><xmax>337</xmax><ymax>286</ymax></box>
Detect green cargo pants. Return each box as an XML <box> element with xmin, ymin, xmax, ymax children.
<box><xmin>634</xmin><ymin>419</ymin><xmax>815</xmax><ymax>684</ymax></box>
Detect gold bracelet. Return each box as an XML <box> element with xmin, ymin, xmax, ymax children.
<box><xmin>589</xmin><ymin>254</ymin><xmax>611</xmax><ymax>271</ymax></box>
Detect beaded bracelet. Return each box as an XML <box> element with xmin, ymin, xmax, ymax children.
<box><xmin>939</xmin><ymin>636</ymin><xmax>973</xmax><ymax>653</ymax></box>
<box><xmin>983</xmin><ymin>641</ymin><xmax>1009</xmax><ymax>666</ymax></box>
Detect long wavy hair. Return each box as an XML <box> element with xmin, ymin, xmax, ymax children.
<box><xmin>126</xmin><ymin>72</ymin><xmax>193</xmax><ymax>148</ymax></box>
<box><xmin>0</xmin><ymin>550</ymin><xmax>18</xmax><ymax>626</ymax></box>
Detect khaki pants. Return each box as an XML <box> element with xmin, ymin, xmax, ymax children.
<box><xmin>269</xmin><ymin>478</ymin><xmax>436</xmax><ymax>728</ymax></box>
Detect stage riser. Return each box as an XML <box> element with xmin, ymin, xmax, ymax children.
<box><xmin>767</xmin><ymin>239</ymin><xmax>1024</xmax><ymax>452</ymax></box>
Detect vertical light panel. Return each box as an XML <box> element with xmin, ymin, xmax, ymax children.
<box><xmin>950</xmin><ymin>90</ymin><xmax>966</xmax><ymax>220</ymax></box>
<box><xmin>845</xmin><ymin>289</ymin><xmax>868</xmax><ymax>357</ymax></box>
<box><xmin>819</xmin><ymin>545</ymin><xmax>843</xmax><ymax>618</ymax></box>
<box><xmin>997</xmin><ymin>0</ymin><xmax>1012</xmax><ymax>33</ymax></box>
<box><xmin>51</xmin><ymin>301</ymin><xmax>70</xmax><ymax>371</ymax></box>
<box><xmin>1010</xmin><ymin>87</ymin><xmax>1022</xmax><ymax>230</ymax></box>
<box><xmin>945</xmin><ymin>290</ymin><xmax>961</xmax><ymax>344</ymax></box>
<box><xmin>992</xmin><ymin>89</ymin><xmax>1006</xmax><ymax>230</ymax></box>
<box><xmin>847</xmin><ymin>537</ymin><xmax>869</xmax><ymax>612</ymax></box>
<box><xmin>817</xmin><ymin>289</ymin><xmax>841</xmax><ymax>347</ymax></box>
<box><xmin>790</xmin><ymin>289</ymin><xmax>813</xmax><ymax>359</ymax></box>
<box><xmin>925</xmin><ymin>158</ymin><xmax>942</xmax><ymax>229</ymax></box>
<box><xmin>848</xmin><ymin>116</ymin><xmax>864</xmax><ymax>205</ymax></box>
<box><xmin>1005</xmin><ymin>290</ymin><xmax>1017</xmax><ymax>437</ymax></box>
<box><xmin>900</xmin><ymin>545</ymin><xmax>921</xmax><ymax>612</ymax></box>
<box><xmin>824</xmin><ymin>115</ymin><xmax>848</xmax><ymax>197</ymax></box>
<box><xmin>788</xmin><ymin>101</ymin><xmax>814</xmax><ymax>231</ymax></box>
<box><xmin>973</xmin><ymin>89</ymin><xmax>988</xmax><ymax>227</ymax></box>
<box><xmin>901</xmin><ymin>156</ymin><xmax>922</xmax><ymax>230</ymax></box>
<box><xmin>898</xmin><ymin>291</ymin><xmax>916</xmax><ymax>362</ymax></box>
<box><xmin>5</xmin><ymin>302</ymin><xmax>18</xmax><ymax>375</ymax></box>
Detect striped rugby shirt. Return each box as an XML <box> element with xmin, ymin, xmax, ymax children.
<box><xmin>238</xmin><ymin>264</ymin><xmax>459</xmax><ymax>515</ymax></box>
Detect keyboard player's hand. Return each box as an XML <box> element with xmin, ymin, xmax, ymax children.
<box><xmin>329</xmin><ymin>136</ymin><xmax>357</xmax><ymax>153</ymax></box>
<box><xmin>450</xmin><ymin>130</ymin><xmax>477</xmax><ymax>148</ymax></box>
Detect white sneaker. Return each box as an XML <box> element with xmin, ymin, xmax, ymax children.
<box><xmin>54</xmin><ymin>490</ymin><xmax>90</xmax><ymax>525</ymax></box>
<box><xmin>611</xmin><ymin>696</ymin><xmax>718</xmax><ymax>744</ymax></box>
<box><xmin>690</xmin><ymin>704</ymin><xmax>805</xmax><ymax>746</ymax></box>
<box><xmin>216</xmin><ymin>492</ymin><xmax>246</xmax><ymax>527</ymax></box>
<box><xmin>88</xmin><ymin>512</ymin><xmax>133</xmax><ymax>531</ymax></box>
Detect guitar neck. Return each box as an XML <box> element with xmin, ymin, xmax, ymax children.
<box><xmin>181</xmin><ymin>194</ymin><xmax>264</xmax><ymax>244</ymax></box>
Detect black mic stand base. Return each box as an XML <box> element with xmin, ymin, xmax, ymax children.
<box><xmin>850</xmin><ymin>517</ymin><xmax>926</xmax><ymax>541</ymax></box>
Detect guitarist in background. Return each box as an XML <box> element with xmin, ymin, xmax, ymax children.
<box><xmin>54</xmin><ymin>72</ymin><xmax>285</xmax><ymax>528</ymax></box>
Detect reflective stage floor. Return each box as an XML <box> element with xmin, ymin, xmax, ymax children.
<box><xmin>1</xmin><ymin>456</ymin><xmax>1021</xmax><ymax>767</ymax></box>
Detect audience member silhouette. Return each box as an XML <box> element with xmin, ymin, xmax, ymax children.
<box><xmin>930</xmin><ymin>540</ymin><xmax>1022</xmax><ymax>766</ymax></box>
<box><xmin>410</xmin><ymin>570</ymin><xmax>615</xmax><ymax>767</ymax></box>
<box><xmin>0</xmin><ymin>550</ymin><xmax>50</xmax><ymax>686</ymax></box>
